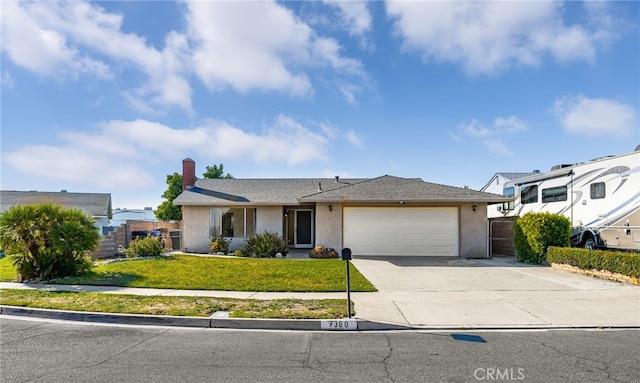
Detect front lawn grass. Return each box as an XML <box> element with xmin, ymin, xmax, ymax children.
<box><xmin>51</xmin><ymin>254</ymin><xmax>377</xmax><ymax>292</ymax></box>
<box><xmin>0</xmin><ymin>289</ymin><xmax>352</xmax><ymax>319</ymax></box>
<box><xmin>0</xmin><ymin>255</ymin><xmax>17</xmax><ymax>282</ymax></box>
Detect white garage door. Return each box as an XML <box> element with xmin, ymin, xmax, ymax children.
<box><xmin>343</xmin><ymin>207</ymin><xmax>459</xmax><ymax>256</ymax></box>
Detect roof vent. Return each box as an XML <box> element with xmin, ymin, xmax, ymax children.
<box><xmin>60</xmin><ymin>190</ymin><xmax>67</xmax><ymax>193</ymax></box>
<box><xmin>532</xmin><ymin>169</ymin><xmax>540</xmax><ymax>174</ymax></box>
<box><xmin>335</xmin><ymin>176</ymin><xmax>339</xmax><ymax>183</ymax></box>
<box><xmin>317</xmin><ymin>182</ymin><xmax>322</xmax><ymax>192</ymax></box>
<box><xmin>635</xmin><ymin>144</ymin><xmax>640</xmax><ymax>152</ymax></box>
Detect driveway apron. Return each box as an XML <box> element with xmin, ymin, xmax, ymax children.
<box><xmin>350</xmin><ymin>256</ymin><xmax>640</xmax><ymax>328</ymax></box>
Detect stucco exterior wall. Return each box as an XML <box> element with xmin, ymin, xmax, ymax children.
<box><xmin>182</xmin><ymin>202</ymin><xmax>490</xmax><ymax>257</ymax></box>
<box><xmin>256</xmin><ymin>206</ymin><xmax>284</xmax><ymax>236</ymax></box>
<box><xmin>181</xmin><ymin>205</ymin><xmax>211</xmax><ymax>253</ymax></box>
<box><xmin>459</xmin><ymin>203</ymin><xmax>489</xmax><ymax>258</ymax></box>
<box><xmin>315</xmin><ymin>202</ymin><xmax>342</xmax><ymax>250</ymax></box>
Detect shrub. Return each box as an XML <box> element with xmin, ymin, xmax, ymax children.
<box><xmin>126</xmin><ymin>237</ymin><xmax>165</xmax><ymax>258</ymax></box>
<box><xmin>0</xmin><ymin>203</ymin><xmax>99</xmax><ymax>280</ymax></box>
<box><xmin>309</xmin><ymin>246</ymin><xmax>339</xmax><ymax>259</ymax></box>
<box><xmin>244</xmin><ymin>232</ymin><xmax>288</xmax><ymax>258</ymax></box>
<box><xmin>514</xmin><ymin>212</ymin><xmax>570</xmax><ymax>264</ymax></box>
<box><xmin>210</xmin><ymin>236</ymin><xmax>231</xmax><ymax>254</ymax></box>
<box><xmin>547</xmin><ymin>246</ymin><xmax>640</xmax><ymax>278</ymax></box>
<box><xmin>233</xmin><ymin>249</ymin><xmax>249</xmax><ymax>257</ymax></box>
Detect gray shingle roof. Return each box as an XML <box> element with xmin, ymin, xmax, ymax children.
<box><xmin>174</xmin><ymin>178</ymin><xmax>365</xmax><ymax>205</ymax></box>
<box><xmin>300</xmin><ymin>175</ymin><xmax>508</xmax><ymax>202</ymax></box>
<box><xmin>174</xmin><ymin>175</ymin><xmax>509</xmax><ymax>205</ymax></box>
<box><xmin>0</xmin><ymin>191</ymin><xmax>112</xmax><ymax>217</ymax></box>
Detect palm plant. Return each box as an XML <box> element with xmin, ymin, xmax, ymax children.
<box><xmin>0</xmin><ymin>203</ymin><xmax>99</xmax><ymax>280</ymax></box>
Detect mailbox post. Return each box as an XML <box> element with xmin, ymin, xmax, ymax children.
<box><xmin>341</xmin><ymin>248</ymin><xmax>352</xmax><ymax>318</ymax></box>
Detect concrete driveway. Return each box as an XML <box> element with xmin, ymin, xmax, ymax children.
<box><xmin>350</xmin><ymin>256</ymin><xmax>640</xmax><ymax>328</ymax></box>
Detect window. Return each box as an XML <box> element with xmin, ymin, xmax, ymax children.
<box><xmin>542</xmin><ymin>186</ymin><xmax>567</xmax><ymax>203</ymax></box>
<box><xmin>520</xmin><ymin>185</ymin><xmax>538</xmax><ymax>204</ymax></box>
<box><xmin>590</xmin><ymin>182</ymin><xmax>605</xmax><ymax>199</ymax></box>
<box><xmin>499</xmin><ymin>186</ymin><xmax>515</xmax><ymax>211</ymax></box>
<box><xmin>210</xmin><ymin>208</ymin><xmax>256</xmax><ymax>238</ymax></box>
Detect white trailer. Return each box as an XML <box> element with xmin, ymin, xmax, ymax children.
<box><xmin>491</xmin><ymin>146</ymin><xmax>640</xmax><ymax>251</ymax></box>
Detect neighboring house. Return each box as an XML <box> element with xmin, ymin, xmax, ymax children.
<box><xmin>481</xmin><ymin>172</ymin><xmax>538</xmax><ymax>219</ymax></box>
<box><xmin>0</xmin><ymin>190</ymin><xmax>112</xmax><ymax>234</ymax></box>
<box><xmin>174</xmin><ymin>159</ymin><xmax>510</xmax><ymax>258</ymax></box>
<box><xmin>109</xmin><ymin>207</ymin><xmax>158</xmax><ymax>227</ymax></box>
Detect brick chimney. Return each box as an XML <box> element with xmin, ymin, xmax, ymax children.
<box><xmin>182</xmin><ymin>158</ymin><xmax>196</xmax><ymax>191</ymax></box>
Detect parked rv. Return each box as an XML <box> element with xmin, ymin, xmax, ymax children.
<box><xmin>486</xmin><ymin>145</ymin><xmax>640</xmax><ymax>252</ymax></box>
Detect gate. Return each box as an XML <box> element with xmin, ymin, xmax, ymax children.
<box><xmin>489</xmin><ymin>218</ymin><xmax>515</xmax><ymax>257</ymax></box>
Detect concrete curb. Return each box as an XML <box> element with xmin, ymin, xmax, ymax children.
<box><xmin>0</xmin><ymin>305</ymin><xmax>408</xmax><ymax>331</ymax></box>
<box><xmin>4</xmin><ymin>306</ymin><xmax>638</xmax><ymax>331</ymax></box>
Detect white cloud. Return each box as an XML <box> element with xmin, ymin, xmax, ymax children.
<box><xmin>0</xmin><ymin>0</ymin><xmax>112</xmax><ymax>79</ymax></box>
<box><xmin>1</xmin><ymin>1</ymin><xmax>368</xmax><ymax>109</ymax></box>
<box><xmin>0</xmin><ymin>0</ymin><xmax>191</xmax><ymax>111</ymax></box>
<box><xmin>553</xmin><ymin>95</ymin><xmax>638</xmax><ymax>136</ymax></box>
<box><xmin>186</xmin><ymin>0</ymin><xmax>312</xmax><ymax>96</ymax></box>
<box><xmin>2</xmin><ymin>145</ymin><xmax>154</xmax><ymax>189</ymax></box>
<box><xmin>318</xmin><ymin>121</ymin><xmax>363</xmax><ymax>148</ymax></box>
<box><xmin>1</xmin><ymin>71</ymin><xmax>15</xmax><ymax>89</ymax></box>
<box><xmin>344</xmin><ymin>130</ymin><xmax>363</xmax><ymax>148</ymax></box>
<box><xmin>2</xmin><ymin>116</ymin><xmax>354</xmax><ymax>188</ymax></box>
<box><xmin>454</xmin><ymin>116</ymin><xmax>528</xmax><ymax>156</ymax></box>
<box><xmin>324</xmin><ymin>0</ymin><xmax>373</xmax><ymax>49</ymax></box>
<box><xmin>185</xmin><ymin>0</ymin><xmax>365</xmax><ymax>100</ymax></box>
<box><xmin>386</xmin><ymin>1</ymin><xmax>620</xmax><ymax>75</ymax></box>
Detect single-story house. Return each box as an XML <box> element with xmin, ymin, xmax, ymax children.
<box><xmin>174</xmin><ymin>159</ymin><xmax>511</xmax><ymax>258</ymax></box>
<box><xmin>0</xmin><ymin>190</ymin><xmax>112</xmax><ymax>234</ymax></box>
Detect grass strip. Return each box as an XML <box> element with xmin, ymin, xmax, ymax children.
<box><xmin>0</xmin><ymin>289</ymin><xmax>353</xmax><ymax>319</ymax></box>
<box><xmin>48</xmin><ymin>254</ymin><xmax>376</xmax><ymax>292</ymax></box>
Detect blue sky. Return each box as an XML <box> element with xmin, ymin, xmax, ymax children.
<box><xmin>1</xmin><ymin>0</ymin><xmax>639</xmax><ymax>209</ymax></box>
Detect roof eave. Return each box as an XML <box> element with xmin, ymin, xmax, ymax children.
<box><xmin>174</xmin><ymin>201</ymin><xmax>304</xmax><ymax>206</ymax></box>
<box><xmin>300</xmin><ymin>197</ymin><xmax>514</xmax><ymax>204</ymax></box>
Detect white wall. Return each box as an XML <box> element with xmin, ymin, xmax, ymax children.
<box><xmin>315</xmin><ymin>202</ymin><xmax>342</xmax><ymax>250</ymax></box>
<box><xmin>256</xmin><ymin>206</ymin><xmax>283</xmax><ymax>236</ymax></box>
<box><xmin>181</xmin><ymin>205</ymin><xmax>211</xmax><ymax>253</ymax></box>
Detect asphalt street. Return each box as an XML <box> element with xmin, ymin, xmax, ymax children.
<box><xmin>1</xmin><ymin>317</ymin><xmax>638</xmax><ymax>383</ymax></box>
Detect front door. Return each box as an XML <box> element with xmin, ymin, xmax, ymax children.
<box><xmin>295</xmin><ymin>210</ymin><xmax>313</xmax><ymax>248</ymax></box>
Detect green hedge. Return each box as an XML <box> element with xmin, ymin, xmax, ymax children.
<box><xmin>547</xmin><ymin>246</ymin><xmax>640</xmax><ymax>278</ymax></box>
<box><xmin>514</xmin><ymin>212</ymin><xmax>571</xmax><ymax>264</ymax></box>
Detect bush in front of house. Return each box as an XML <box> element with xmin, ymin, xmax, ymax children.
<box><xmin>126</xmin><ymin>237</ymin><xmax>165</xmax><ymax>258</ymax></box>
<box><xmin>0</xmin><ymin>203</ymin><xmax>99</xmax><ymax>281</ymax></box>
<box><xmin>233</xmin><ymin>249</ymin><xmax>250</xmax><ymax>257</ymax></box>
<box><xmin>308</xmin><ymin>246</ymin><xmax>339</xmax><ymax>259</ymax></box>
<box><xmin>514</xmin><ymin>212</ymin><xmax>571</xmax><ymax>264</ymax></box>
<box><xmin>210</xmin><ymin>236</ymin><xmax>231</xmax><ymax>254</ymax></box>
<box><xmin>244</xmin><ymin>232</ymin><xmax>288</xmax><ymax>258</ymax></box>
<box><xmin>547</xmin><ymin>246</ymin><xmax>640</xmax><ymax>278</ymax></box>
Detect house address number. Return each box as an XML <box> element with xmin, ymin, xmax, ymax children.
<box><xmin>321</xmin><ymin>319</ymin><xmax>358</xmax><ymax>331</ymax></box>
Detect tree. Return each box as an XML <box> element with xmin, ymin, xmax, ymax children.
<box><xmin>202</xmin><ymin>164</ymin><xmax>233</xmax><ymax>179</ymax></box>
<box><xmin>155</xmin><ymin>164</ymin><xmax>234</xmax><ymax>221</ymax></box>
<box><xmin>155</xmin><ymin>172</ymin><xmax>183</xmax><ymax>221</ymax></box>
<box><xmin>0</xmin><ymin>203</ymin><xmax>99</xmax><ymax>280</ymax></box>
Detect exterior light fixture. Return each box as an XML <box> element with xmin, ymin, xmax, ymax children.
<box><xmin>472</xmin><ymin>205</ymin><xmax>477</xmax><ymax>212</ymax></box>
<box><xmin>328</xmin><ymin>204</ymin><xmax>333</xmax><ymax>212</ymax></box>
